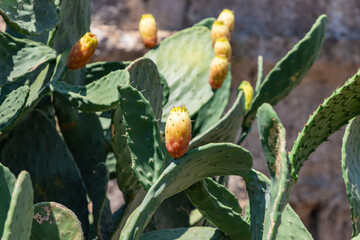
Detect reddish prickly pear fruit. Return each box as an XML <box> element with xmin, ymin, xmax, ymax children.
<box><xmin>165</xmin><ymin>107</ymin><xmax>192</xmax><ymax>159</ymax></box>
<box><xmin>214</xmin><ymin>37</ymin><xmax>232</xmax><ymax>61</ymax></box>
<box><xmin>209</xmin><ymin>56</ymin><xmax>229</xmax><ymax>90</ymax></box>
<box><xmin>211</xmin><ymin>20</ymin><xmax>230</xmax><ymax>46</ymax></box>
<box><xmin>66</xmin><ymin>32</ymin><xmax>98</xmax><ymax>70</ymax></box>
<box><xmin>139</xmin><ymin>14</ymin><xmax>158</xmax><ymax>48</ymax></box>
<box><xmin>238</xmin><ymin>81</ymin><xmax>254</xmax><ymax>112</ymax></box>
<box><xmin>217</xmin><ymin>9</ymin><xmax>235</xmax><ymax>33</ymax></box>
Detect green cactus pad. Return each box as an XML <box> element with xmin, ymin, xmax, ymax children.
<box><xmin>342</xmin><ymin>116</ymin><xmax>360</xmax><ymax>237</ymax></box>
<box><xmin>105</xmin><ymin>152</ymin><xmax>116</xmax><ymax>179</ymax></box>
<box><xmin>30</xmin><ymin>201</ymin><xmax>84</xmax><ymax>240</ymax></box>
<box><xmin>290</xmin><ymin>69</ymin><xmax>360</xmax><ymax>179</ymax></box>
<box><xmin>185</xmin><ymin>178</ymin><xmax>251</xmax><ymax>240</ymax></box>
<box><xmin>145</xmin><ymin>26</ymin><xmax>214</xmax><ymax>121</ymax></box>
<box><xmin>257</xmin><ymin>103</ymin><xmax>295</xmax><ymax>240</ymax></box>
<box><xmin>2</xmin><ymin>171</ymin><xmax>34</xmax><ymax>240</ymax></box>
<box><xmin>0</xmin><ymin>32</ymin><xmax>57</xmax><ymax>84</ymax></box>
<box><xmin>140</xmin><ymin>227</ymin><xmax>228</xmax><ymax>240</ymax></box>
<box><xmin>0</xmin><ymin>163</ymin><xmax>16</xmax><ymax>237</ymax></box>
<box><xmin>111</xmin><ymin>105</ymin><xmax>141</xmax><ymax>198</ymax></box>
<box><xmin>85</xmin><ymin>61</ymin><xmax>130</xmax><ymax>84</ymax></box>
<box><xmin>189</xmin><ymin>90</ymin><xmax>245</xmax><ymax>150</ymax></box>
<box><xmin>118</xmin><ymin>85</ymin><xmax>165</xmax><ymax>190</ymax></box>
<box><xmin>193</xmin><ymin>64</ymin><xmax>232</xmax><ymax>136</ymax></box>
<box><xmin>1</xmin><ymin>110</ymin><xmax>89</xmax><ymax>234</ymax></box>
<box><xmin>98</xmin><ymin>198</ymin><xmax>115</xmax><ymax>240</ymax></box>
<box><xmin>0</xmin><ymin>85</ymin><xmax>29</xmax><ymax>133</ymax></box>
<box><xmin>244</xmin><ymin>170</ymin><xmax>313</xmax><ymax>240</ymax></box>
<box><xmin>50</xmin><ymin>70</ymin><xmax>129</xmax><ymax>112</ymax></box>
<box><xmin>0</xmin><ymin>0</ymin><xmax>60</xmax><ymax>35</ymax></box>
<box><xmin>193</xmin><ymin>17</ymin><xmax>216</xmax><ymax>30</ymax></box>
<box><xmin>120</xmin><ymin>143</ymin><xmax>252</xmax><ymax>240</ymax></box>
<box><xmin>126</xmin><ymin>58</ymin><xmax>164</xmax><ymax>121</ymax></box>
<box><xmin>25</xmin><ymin>64</ymin><xmax>52</xmax><ymax>108</ymax></box>
<box><xmin>52</xmin><ymin>0</ymin><xmax>90</xmax><ymax>53</ymax></box>
<box><xmin>243</xmin><ymin>14</ymin><xmax>327</xmax><ymax>129</ymax></box>
<box><xmin>54</xmin><ymin>104</ymin><xmax>108</xmax><ymax>190</ymax></box>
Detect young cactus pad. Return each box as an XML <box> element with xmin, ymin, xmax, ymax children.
<box><xmin>165</xmin><ymin>107</ymin><xmax>192</xmax><ymax>159</ymax></box>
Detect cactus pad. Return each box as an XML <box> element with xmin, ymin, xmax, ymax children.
<box><xmin>243</xmin><ymin>15</ymin><xmax>327</xmax><ymax>129</ymax></box>
<box><xmin>30</xmin><ymin>201</ymin><xmax>84</xmax><ymax>240</ymax></box>
<box><xmin>290</xmin><ymin>69</ymin><xmax>360</xmax><ymax>179</ymax></box>
<box><xmin>126</xmin><ymin>58</ymin><xmax>164</xmax><ymax>120</ymax></box>
<box><xmin>145</xmin><ymin>26</ymin><xmax>214</xmax><ymax>121</ymax></box>
<box><xmin>120</xmin><ymin>143</ymin><xmax>252</xmax><ymax>240</ymax></box>
<box><xmin>1</xmin><ymin>110</ymin><xmax>89</xmax><ymax>234</ymax></box>
<box><xmin>244</xmin><ymin>170</ymin><xmax>313</xmax><ymax>240</ymax></box>
<box><xmin>342</xmin><ymin>116</ymin><xmax>360</xmax><ymax>237</ymax></box>
<box><xmin>257</xmin><ymin>103</ymin><xmax>294</xmax><ymax>240</ymax></box>
<box><xmin>0</xmin><ymin>0</ymin><xmax>60</xmax><ymax>35</ymax></box>
<box><xmin>111</xmin><ymin>105</ymin><xmax>141</xmax><ymax>198</ymax></box>
<box><xmin>0</xmin><ymin>85</ymin><xmax>29</xmax><ymax>133</ymax></box>
<box><xmin>140</xmin><ymin>227</ymin><xmax>228</xmax><ymax>240</ymax></box>
<box><xmin>185</xmin><ymin>178</ymin><xmax>251</xmax><ymax>240</ymax></box>
<box><xmin>118</xmin><ymin>85</ymin><xmax>165</xmax><ymax>190</ymax></box>
<box><xmin>0</xmin><ymin>32</ymin><xmax>57</xmax><ymax>84</ymax></box>
<box><xmin>2</xmin><ymin>171</ymin><xmax>34</xmax><ymax>240</ymax></box>
<box><xmin>50</xmin><ymin>70</ymin><xmax>129</xmax><ymax>112</ymax></box>
<box><xmin>0</xmin><ymin>163</ymin><xmax>16</xmax><ymax>237</ymax></box>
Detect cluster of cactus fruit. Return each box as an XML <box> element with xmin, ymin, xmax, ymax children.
<box><xmin>1</xmin><ymin>1</ymin><xmax>360</xmax><ymax>240</ymax></box>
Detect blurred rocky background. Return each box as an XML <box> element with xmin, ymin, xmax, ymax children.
<box><xmin>2</xmin><ymin>1</ymin><xmax>360</xmax><ymax>239</ymax></box>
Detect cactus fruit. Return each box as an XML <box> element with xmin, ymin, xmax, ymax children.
<box><xmin>211</xmin><ymin>20</ymin><xmax>230</xmax><ymax>46</ymax></box>
<box><xmin>214</xmin><ymin>37</ymin><xmax>232</xmax><ymax>61</ymax></box>
<box><xmin>66</xmin><ymin>32</ymin><xmax>98</xmax><ymax>70</ymax></box>
<box><xmin>217</xmin><ymin>9</ymin><xmax>235</xmax><ymax>33</ymax></box>
<box><xmin>139</xmin><ymin>14</ymin><xmax>158</xmax><ymax>48</ymax></box>
<box><xmin>238</xmin><ymin>81</ymin><xmax>254</xmax><ymax>112</ymax></box>
<box><xmin>209</xmin><ymin>56</ymin><xmax>229</xmax><ymax>90</ymax></box>
<box><xmin>165</xmin><ymin>107</ymin><xmax>192</xmax><ymax>158</ymax></box>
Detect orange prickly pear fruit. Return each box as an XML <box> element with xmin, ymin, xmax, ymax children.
<box><xmin>214</xmin><ymin>37</ymin><xmax>232</xmax><ymax>61</ymax></box>
<box><xmin>66</xmin><ymin>32</ymin><xmax>98</xmax><ymax>70</ymax></box>
<box><xmin>209</xmin><ymin>56</ymin><xmax>229</xmax><ymax>90</ymax></box>
<box><xmin>238</xmin><ymin>81</ymin><xmax>254</xmax><ymax>112</ymax></box>
<box><xmin>139</xmin><ymin>14</ymin><xmax>158</xmax><ymax>48</ymax></box>
<box><xmin>165</xmin><ymin>107</ymin><xmax>192</xmax><ymax>159</ymax></box>
<box><xmin>217</xmin><ymin>9</ymin><xmax>235</xmax><ymax>33</ymax></box>
<box><xmin>211</xmin><ymin>20</ymin><xmax>230</xmax><ymax>46</ymax></box>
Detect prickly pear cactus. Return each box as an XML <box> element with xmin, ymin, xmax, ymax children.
<box><xmin>0</xmin><ymin>163</ymin><xmax>15</xmax><ymax>237</ymax></box>
<box><xmin>2</xmin><ymin>171</ymin><xmax>34</xmax><ymax>240</ymax></box>
<box><xmin>342</xmin><ymin>116</ymin><xmax>360</xmax><ymax>238</ymax></box>
<box><xmin>0</xmin><ymin>0</ymin><xmax>60</xmax><ymax>35</ymax></box>
<box><xmin>120</xmin><ymin>143</ymin><xmax>252</xmax><ymax>240</ymax></box>
<box><xmin>242</xmin><ymin>14</ymin><xmax>327</xmax><ymax>131</ymax></box>
<box><xmin>30</xmin><ymin>202</ymin><xmax>84</xmax><ymax>240</ymax></box>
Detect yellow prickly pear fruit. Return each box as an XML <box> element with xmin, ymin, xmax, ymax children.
<box><xmin>139</xmin><ymin>14</ymin><xmax>158</xmax><ymax>48</ymax></box>
<box><xmin>66</xmin><ymin>32</ymin><xmax>98</xmax><ymax>70</ymax></box>
<box><xmin>211</xmin><ymin>20</ymin><xmax>230</xmax><ymax>46</ymax></box>
<box><xmin>214</xmin><ymin>37</ymin><xmax>232</xmax><ymax>61</ymax></box>
<box><xmin>165</xmin><ymin>107</ymin><xmax>192</xmax><ymax>159</ymax></box>
<box><xmin>209</xmin><ymin>56</ymin><xmax>229</xmax><ymax>90</ymax></box>
<box><xmin>238</xmin><ymin>81</ymin><xmax>254</xmax><ymax>112</ymax></box>
<box><xmin>217</xmin><ymin>9</ymin><xmax>235</xmax><ymax>33</ymax></box>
